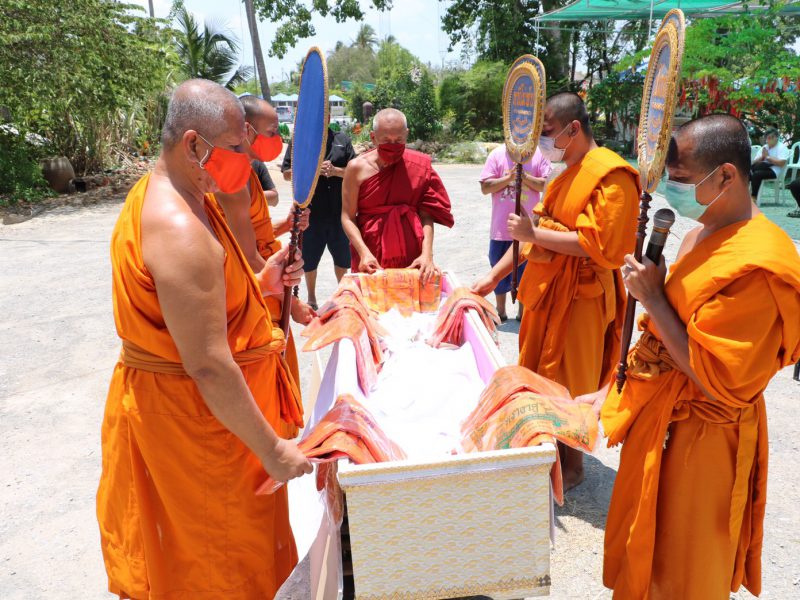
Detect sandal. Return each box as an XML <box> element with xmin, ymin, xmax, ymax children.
<box><xmin>787</xmin><ymin>209</ymin><xmax>800</xmax><ymax>218</ymax></box>
<box><xmin>498</xmin><ymin>313</ymin><xmax>508</xmax><ymax>323</ymax></box>
<box><xmin>308</xmin><ymin>301</ymin><xmax>319</xmax><ymax>311</ymax></box>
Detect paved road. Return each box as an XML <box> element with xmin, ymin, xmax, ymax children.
<box><xmin>1</xmin><ymin>164</ymin><xmax>798</xmax><ymax>599</ymax></box>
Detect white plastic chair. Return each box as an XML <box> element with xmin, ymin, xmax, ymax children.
<box><xmin>757</xmin><ymin>142</ymin><xmax>795</xmax><ymax>206</ymax></box>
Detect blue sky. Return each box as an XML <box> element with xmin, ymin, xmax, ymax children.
<box><xmin>129</xmin><ymin>0</ymin><xmax>463</xmax><ymax>83</ymax></box>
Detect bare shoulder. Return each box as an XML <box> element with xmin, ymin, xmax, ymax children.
<box><xmin>141</xmin><ymin>176</ymin><xmax>223</xmax><ymax>280</ymax></box>
<box><xmin>345</xmin><ymin>151</ymin><xmax>377</xmax><ymax>183</ymax></box>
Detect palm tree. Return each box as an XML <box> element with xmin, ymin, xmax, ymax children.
<box><xmin>353</xmin><ymin>24</ymin><xmax>378</xmax><ymax>51</ymax></box>
<box><xmin>243</xmin><ymin>0</ymin><xmax>271</xmax><ymax>101</ymax></box>
<box><xmin>175</xmin><ymin>7</ymin><xmax>252</xmax><ymax>90</ymax></box>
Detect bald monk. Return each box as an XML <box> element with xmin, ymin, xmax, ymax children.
<box><xmin>342</xmin><ymin>108</ymin><xmax>454</xmax><ymax>282</ymax></box>
<box><xmin>96</xmin><ymin>79</ymin><xmax>313</xmax><ymax>599</ymax></box>
<box><xmin>601</xmin><ymin>115</ymin><xmax>800</xmax><ymax>599</ymax></box>
<box><xmin>213</xmin><ymin>95</ymin><xmax>314</xmax><ymax>438</ymax></box>
<box><xmin>472</xmin><ymin>93</ymin><xmax>640</xmax><ymax>489</ymax></box>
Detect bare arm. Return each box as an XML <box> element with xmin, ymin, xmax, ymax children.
<box><xmin>282</xmin><ymin>169</ymin><xmax>292</xmax><ymax>182</ymax></box>
<box><xmin>470</xmin><ymin>244</ymin><xmax>527</xmax><ymax>296</ymax></box>
<box><xmin>142</xmin><ymin>208</ymin><xmax>310</xmax><ymax>480</ymax></box>
<box><xmin>508</xmin><ymin>212</ymin><xmax>589</xmax><ymax>257</ymax></box>
<box><xmin>265</xmin><ymin>189</ymin><xmax>279</xmax><ymax>207</ymax></box>
<box><xmin>341</xmin><ymin>162</ymin><xmax>371</xmax><ymax>259</ymax></box>
<box><xmin>480</xmin><ymin>172</ymin><xmax>513</xmax><ymax>195</ymax></box>
<box><xmin>521</xmin><ymin>172</ymin><xmax>546</xmax><ymax>192</ymax></box>
<box><xmin>215</xmin><ymin>188</ymin><xmax>266</xmax><ymax>274</ymax></box>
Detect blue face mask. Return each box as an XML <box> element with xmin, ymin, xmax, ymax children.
<box><xmin>664</xmin><ymin>166</ymin><xmax>724</xmax><ymax>220</ymax></box>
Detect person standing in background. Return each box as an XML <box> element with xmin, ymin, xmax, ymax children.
<box><xmin>479</xmin><ymin>145</ymin><xmax>551</xmax><ymax>321</ymax></box>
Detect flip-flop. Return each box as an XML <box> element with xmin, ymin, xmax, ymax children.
<box><xmin>498</xmin><ymin>313</ymin><xmax>508</xmax><ymax>323</ymax></box>
<box><xmin>308</xmin><ymin>302</ymin><xmax>319</xmax><ymax>311</ymax></box>
<box><xmin>787</xmin><ymin>210</ymin><xmax>800</xmax><ymax>218</ymax></box>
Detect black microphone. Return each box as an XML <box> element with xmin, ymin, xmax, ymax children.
<box><xmin>645</xmin><ymin>208</ymin><xmax>676</xmax><ymax>264</ymax></box>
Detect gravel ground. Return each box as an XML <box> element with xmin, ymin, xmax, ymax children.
<box><xmin>1</xmin><ymin>162</ymin><xmax>798</xmax><ymax>599</ymax></box>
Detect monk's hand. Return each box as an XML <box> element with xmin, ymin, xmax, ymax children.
<box><xmin>410</xmin><ymin>252</ymin><xmax>438</xmax><ymax>285</ymax></box>
<box><xmin>262</xmin><ymin>439</ymin><xmax>313</xmax><ymax>482</ymax></box>
<box><xmin>508</xmin><ymin>210</ymin><xmax>535</xmax><ymax>243</ymax></box>
<box><xmin>470</xmin><ymin>274</ymin><xmax>496</xmax><ymax>297</ymax></box>
<box><xmin>359</xmin><ymin>253</ymin><xmax>380</xmax><ymax>274</ymax></box>
<box><xmin>291</xmin><ymin>298</ymin><xmax>317</xmax><ymax>325</ymax></box>
<box><xmin>575</xmin><ymin>383</ymin><xmax>611</xmax><ymax>421</ymax></box>
<box><xmin>297</xmin><ymin>208</ymin><xmax>310</xmax><ymax>232</ymax></box>
<box><xmin>260</xmin><ymin>245</ymin><xmax>304</xmax><ymax>295</ymax></box>
<box><xmin>621</xmin><ymin>254</ymin><xmax>667</xmax><ymax>307</ymax></box>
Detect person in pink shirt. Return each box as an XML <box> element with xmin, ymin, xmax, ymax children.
<box><xmin>479</xmin><ymin>145</ymin><xmax>551</xmax><ymax>320</ymax></box>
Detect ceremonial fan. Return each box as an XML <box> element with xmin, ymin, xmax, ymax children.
<box><xmin>280</xmin><ymin>47</ymin><xmax>330</xmax><ymax>341</ymax></box>
<box><xmin>615</xmin><ymin>10</ymin><xmax>685</xmax><ymax>392</ymax></box>
<box><xmin>502</xmin><ymin>55</ymin><xmax>545</xmax><ymax>303</ymax></box>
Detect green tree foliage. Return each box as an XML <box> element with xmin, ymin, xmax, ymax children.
<box><xmin>678</xmin><ymin>5</ymin><xmax>800</xmax><ymax>139</ymax></box>
<box><xmin>175</xmin><ymin>7</ymin><xmax>252</xmax><ymax>89</ymax></box>
<box><xmin>0</xmin><ymin>131</ymin><xmax>53</xmax><ymax>204</ymax></box>
<box><xmin>405</xmin><ymin>70</ymin><xmax>441</xmax><ymax>140</ymax></box>
<box><xmin>441</xmin><ymin>0</ymin><xmax>570</xmax><ymax>82</ymax></box>
<box><xmin>586</xmin><ymin>70</ymin><xmax>644</xmax><ymax>155</ymax></box>
<box><xmin>346</xmin><ymin>84</ymin><xmax>374</xmax><ymax>123</ymax></box>
<box><xmin>353</xmin><ymin>24</ymin><xmax>378</xmax><ymax>51</ymax></box>
<box><xmin>328</xmin><ymin>46</ymin><xmax>379</xmax><ymax>89</ymax></box>
<box><xmin>0</xmin><ymin>0</ymin><xmax>175</xmax><ymax>176</ymax></box>
<box><xmin>439</xmin><ymin>61</ymin><xmax>507</xmax><ymax>140</ymax></box>
<box><xmin>251</xmin><ymin>0</ymin><xmax>391</xmax><ymax>58</ymax></box>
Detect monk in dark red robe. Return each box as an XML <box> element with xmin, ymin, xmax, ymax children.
<box><xmin>342</xmin><ymin>108</ymin><xmax>453</xmax><ymax>281</ymax></box>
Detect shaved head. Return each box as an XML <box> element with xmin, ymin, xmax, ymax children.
<box><xmin>373</xmin><ymin>108</ymin><xmax>408</xmax><ymax>132</ymax></box>
<box><xmin>239</xmin><ymin>94</ymin><xmax>277</xmax><ymax>125</ymax></box>
<box><xmin>546</xmin><ymin>92</ymin><xmax>591</xmax><ymax>136</ymax></box>
<box><xmin>161</xmin><ymin>79</ymin><xmax>244</xmax><ymax>149</ymax></box>
<box><xmin>667</xmin><ymin>114</ymin><xmax>751</xmax><ymax>179</ymax></box>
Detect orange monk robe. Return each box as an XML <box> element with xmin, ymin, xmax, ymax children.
<box><xmin>602</xmin><ymin>214</ymin><xmax>800</xmax><ymax>600</ymax></box>
<box><xmin>211</xmin><ymin>168</ymin><xmax>303</xmax><ymax>438</ymax></box>
<box><xmin>96</xmin><ymin>174</ymin><xmax>302</xmax><ymax>599</ymax></box>
<box><xmin>352</xmin><ymin>149</ymin><xmax>454</xmax><ymax>270</ymax></box>
<box><xmin>517</xmin><ymin>147</ymin><xmax>640</xmax><ymax>396</ymax></box>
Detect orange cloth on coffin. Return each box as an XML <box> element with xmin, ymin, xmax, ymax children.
<box><xmin>96</xmin><ymin>173</ymin><xmax>301</xmax><ymax>599</ymax></box>
<box><xmin>516</xmin><ymin>147</ymin><xmax>640</xmax><ymax>397</ymax></box>
<box><xmin>212</xmin><ymin>168</ymin><xmax>302</xmax><ymax>438</ymax></box>
<box><xmin>601</xmin><ymin>214</ymin><xmax>800</xmax><ymax>599</ymax></box>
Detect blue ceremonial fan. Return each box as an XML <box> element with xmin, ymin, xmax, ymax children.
<box><xmin>291</xmin><ymin>48</ymin><xmax>330</xmax><ymax>209</ymax></box>
<box><xmin>281</xmin><ymin>47</ymin><xmax>329</xmax><ymax>338</ymax></box>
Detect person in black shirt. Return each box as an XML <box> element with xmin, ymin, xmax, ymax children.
<box><xmin>250</xmin><ymin>159</ymin><xmax>279</xmax><ymax>207</ymax></box>
<box><xmin>282</xmin><ymin>127</ymin><xmax>357</xmax><ymax>309</ymax></box>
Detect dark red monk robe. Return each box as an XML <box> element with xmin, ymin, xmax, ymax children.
<box><xmin>352</xmin><ymin>149</ymin><xmax>454</xmax><ymax>270</ymax></box>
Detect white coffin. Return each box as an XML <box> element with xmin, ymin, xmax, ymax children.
<box><xmin>306</xmin><ymin>272</ymin><xmax>555</xmax><ymax>599</ymax></box>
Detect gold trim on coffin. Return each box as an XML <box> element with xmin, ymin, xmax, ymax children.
<box><xmin>355</xmin><ymin>575</ymin><xmax>551</xmax><ymax>600</ymax></box>
<box><xmin>338</xmin><ymin>446</ymin><xmax>556</xmax><ymax>483</ymax></box>
<box><xmin>636</xmin><ymin>10</ymin><xmax>685</xmax><ymax>193</ymax></box>
<box><xmin>502</xmin><ymin>59</ymin><xmax>545</xmax><ymax>164</ymax></box>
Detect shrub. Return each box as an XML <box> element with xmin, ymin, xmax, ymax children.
<box><xmin>0</xmin><ymin>131</ymin><xmax>53</xmax><ymax>204</ymax></box>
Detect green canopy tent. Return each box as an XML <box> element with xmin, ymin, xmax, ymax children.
<box><xmin>535</xmin><ymin>0</ymin><xmax>800</xmax><ymax>22</ymax></box>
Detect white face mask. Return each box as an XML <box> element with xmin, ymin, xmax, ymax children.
<box><xmin>664</xmin><ymin>166</ymin><xmax>725</xmax><ymax>220</ymax></box>
<box><xmin>538</xmin><ymin>123</ymin><xmax>574</xmax><ymax>163</ymax></box>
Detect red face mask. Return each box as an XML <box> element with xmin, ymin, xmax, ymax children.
<box><xmin>248</xmin><ymin>124</ymin><xmax>283</xmax><ymax>162</ymax></box>
<box><xmin>377</xmin><ymin>142</ymin><xmax>405</xmax><ymax>165</ymax></box>
<box><xmin>196</xmin><ymin>134</ymin><xmax>251</xmax><ymax>194</ymax></box>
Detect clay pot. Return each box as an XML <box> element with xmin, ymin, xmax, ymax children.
<box><xmin>40</xmin><ymin>156</ymin><xmax>75</xmax><ymax>193</ymax></box>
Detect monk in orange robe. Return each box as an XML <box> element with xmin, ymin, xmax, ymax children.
<box><xmin>601</xmin><ymin>115</ymin><xmax>800</xmax><ymax>599</ymax></box>
<box><xmin>213</xmin><ymin>95</ymin><xmax>315</xmax><ymax>438</ymax></box>
<box><xmin>472</xmin><ymin>92</ymin><xmax>640</xmax><ymax>489</ymax></box>
<box><xmin>96</xmin><ymin>80</ymin><xmax>312</xmax><ymax>599</ymax></box>
<box><xmin>342</xmin><ymin>108</ymin><xmax>454</xmax><ymax>283</ymax></box>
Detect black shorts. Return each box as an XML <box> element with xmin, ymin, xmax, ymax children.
<box><xmin>302</xmin><ymin>219</ymin><xmax>351</xmax><ymax>271</ymax></box>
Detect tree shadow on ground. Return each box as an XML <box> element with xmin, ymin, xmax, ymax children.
<box><xmin>555</xmin><ymin>454</ymin><xmax>617</xmax><ymax>532</ymax></box>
